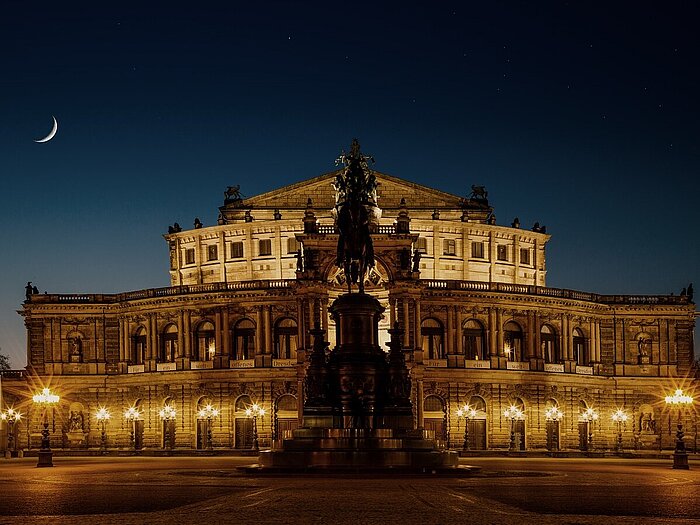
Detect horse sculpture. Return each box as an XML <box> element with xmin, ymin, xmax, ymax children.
<box><xmin>334</xmin><ymin>139</ymin><xmax>377</xmax><ymax>294</ymax></box>
<box><xmin>336</xmin><ymin>196</ymin><xmax>374</xmax><ymax>294</ymax></box>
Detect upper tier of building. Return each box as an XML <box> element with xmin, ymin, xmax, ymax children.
<box><xmin>164</xmin><ymin>170</ymin><xmax>551</xmax><ymax>288</ymax></box>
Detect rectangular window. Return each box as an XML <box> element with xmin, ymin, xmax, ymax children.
<box><xmin>520</xmin><ymin>248</ymin><xmax>530</xmax><ymax>265</ymax></box>
<box><xmin>415</xmin><ymin>237</ymin><xmax>427</xmax><ymax>253</ymax></box>
<box><xmin>259</xmin><ymin>239</ymin><xmax>272</xmax><ymax>256</ymax></box>
<box><xmin>443</xmin><ymin>239</ymin><xmax>456</xmax><ymax>256</ymax></box>
<box><xmin>185</xmin><ymin>248</ymin><xmax>195</xmax><ymax>265</ymax></box>
<box><xmin>287</xmin><ymin>237</ymin><xmax>300</xmax><ymax>254</ymax></box>
<box><xmin>471</xmin><ymin>241</ymin><xmax>484</xmax><ymax>259</ymax></box>
<box><xmin>497</xmin><ymin>245</ymin><xmax>507</xmax><ymax>261</ymax></box>
<box><xmin>230</xmin><ymin>241</ymin><xmax>244</xmax><ymax>259</ymax></box>
<box><xmin>207</xmin><ymin>245</ymin><xmax>218</xmax><ymax>261</ymax></box>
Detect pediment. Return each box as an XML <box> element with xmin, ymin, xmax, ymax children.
<box><xmin>241</xmin><ymin>170</ymin><xmax>463</xmax><ymax>211</ymax></box>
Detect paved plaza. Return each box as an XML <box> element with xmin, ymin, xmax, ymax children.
<box><xmin>0</xmin><ymin>456</ymin><xmax>698</xmax><ymax>524</ymax></box>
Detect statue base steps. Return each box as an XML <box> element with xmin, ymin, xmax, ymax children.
<box><xmin>257</xmin><ymin>427</ymin><xmax>461</xmax><ymax>471</ymax></box>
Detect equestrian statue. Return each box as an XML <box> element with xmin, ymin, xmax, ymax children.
<box><xmin>333</xmin><ymin>139</ymin><xmax>380</xmax><ymax>294</ymax></box>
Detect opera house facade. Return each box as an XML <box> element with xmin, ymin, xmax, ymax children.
<box><xmin>4</xmin><ymin>148</ymin><xmax>697</xmax><ymax>454</ymax></box>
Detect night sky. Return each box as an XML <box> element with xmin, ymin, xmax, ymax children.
<box><xmin>1</xmin><ymin>2</ymin><xmax>698</xmax><ymax>368</ymax></box>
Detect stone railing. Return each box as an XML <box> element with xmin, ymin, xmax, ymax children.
<box><xmin>26</xmin><ymin>279</ymin><xmax>295</xmax><ymax>305</ymax></box>
<box><xmin>0</xmin><ymin>370</ymin><xmax>25</xmax><ymax>379</ymax></box>
<box><xmin>424</xmin><ymin>280</ymin><xmax>690</xmax><ymax>306</ymax></box>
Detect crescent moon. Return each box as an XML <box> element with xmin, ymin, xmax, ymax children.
<box><xmin>35</xmin><ymin>116</ymin><xmax>58</xmax><ymax>143</ymax></box>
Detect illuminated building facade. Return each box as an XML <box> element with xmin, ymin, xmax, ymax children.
<box><xmin>4</xmin><ymin>162</ymin><xmax>697</xmax><ymax>454</ymax></box>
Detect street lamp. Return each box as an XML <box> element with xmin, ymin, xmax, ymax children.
<box><xmin>545</xmin><ymin>406</ymin><xmax>563</xmax><ymax>451</ymax></box>
<box><xmin>124</xmin><ymin>406</ymin><xmax>141</xmax><ymax>452</ymax></box>
<box><xmin>95</xmin><ymin>407</ymin><xmax>111</xmax><ymax>454</ymax></box>
<box><xmin>158</xmin><ymin>405</ymin><xmax>177</xmax><ymax>452</ymax></box>
<box><xmin>503</xmin><ymin>405</ymin><xmax>525</xmax><ymax>451</ymax></box>
<box><xmin>456</xmin><ymin>404</ymin><xmax>477</xmax><ymax>451</ymax></box>
<box><xmin>245</xmin><ymin>403</ymin><xmax>265</xmax><ymax>451</ymax></box>
<box><xmin>580</xmin><ymin>407</ymin><xmax>599</xmax><ymax>451</ymax></box>
<box><xmin>611</xmin><ymin>409</ymin><xmax>629</xmax><ymax>453</ymax></box>
<box><xmin>664</xmin><ymin>388</ymin><xmax>694</xmax><ymax>469</ymax></box>
<box><xmin>197</xmin><ymin>404</ymin><xmax>219</xmax><ymax>451</ymax></box>
<box><xmin>1</xmin><ymin>408</ymin><xmax>22</xmax><ymax>458</ymax></box>
<box><xmin>32</xmin><ymin>387</ymin><xmax>60</xmax><ymax>467</ymax></box>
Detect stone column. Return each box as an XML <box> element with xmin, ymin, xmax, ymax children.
<box><xmin>256</xmin><ymin>307</ymin><xmax>263</xmax><ymax>353</ymax></box>
<box><xmin>416</xmin><ymin>380</ymin><xmax>425</xmax><ymax>428</ymax></box>
<box><xmin>265</xmin><ymin>305</ymin><xmax>272</xmax><ymax>355</ymax></box>
<box><xmin>149</xmin><ymin>314</ymin><xmax>158</xmax><ymax>365</ymax></box>
<box><xmin>496</xmin><ymin>308</ymin><xmax>503</xmax><ymax>356</ymax></box>
<box><xmin>402</xmin><ymin>299</ymin><xmax>410</xmax><ymax>347</ymax></box>
<box><xmin>321</xmin><ymin>298</ymin><xmax>329</xmax><ymax>333</ymax></box>
<box><xmin>456</xmin><ymin>307</ymin><xmax>463</xmax><ymax>356</ymax></box>
<box><xmin>414</xmin><ymin>299</ymin><xmax>422</xmax><ymax>349</ymax></box>
<box><xmin>488</xmin><ymin>308</ymin><xmax>497</xmax><ymax>357</ymax></box>
<box><xmin>446</xmin><ymin>305</ymin><xmax>453</xmax><ymax>356</ymax></box>
<box><xmin>222</xmin><ymin>309</ymin><xmax>230</xmax><ymax>362</ymax></box>
<box><xmin>389</xmin><ymin>298</ymin><xmax>396</xmax><ymax>326</ymax></box>
<box><xmin>183</xmin><ymin>310</ymin><xmax>191</xmax><ymax>358</ymax></box>
<box><xmin>526</xmin><ymin>311</ymin><xmax>535</xmax><ymax>358</ymax></box>
<box><xmin>214</xmin><ymin>310</ymin><xmax>223</xmax><ymax>368</ymax></box>
<box><xmin>297</xmin><ymin>299</ymin><xmax>305</xmax><ymax>349</ymax></box>
<box><xmin>118</xmin><ymin>317</ymin><xmax>126</xmax><ymax>362</ymax></box>
<box><xmin>177</xmin><ymin>311</ymin><xmax>185</xmax><ymax>359</ymax></box>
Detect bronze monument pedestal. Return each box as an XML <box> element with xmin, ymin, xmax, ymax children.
<box><xmin>258</xmin><ymin>293</ymin><xmax>461</xmax><ymax>473</ymax></box>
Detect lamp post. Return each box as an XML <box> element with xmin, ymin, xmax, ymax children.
<box><xmin>611</xmin><ymin>409</ymin><xmax>629</xmax><ymax>453</ymax></box>
<box><xmin>158</xmin><ymin>405</ymin><xmax>177</xmax><ymax>453</ymax></box>
<box><xmin>245</xmin><ymin>403</ymin><xmax>265</xmax><ymax>451</ymax></box>
<box><xmin>197</xmin><ymin>404</ymin><xmax>219</xmax><ymax>451</ymax></box>
<box><xmin>32</xmin><ymin>387</ymin><xmax>60</xmax><ymax>467</ymax></box>
<box><xmin>95</xmin><ymin>407</ymin><xmax>111</xmax><ymax>454</ymax></box>
<box><xmin>545</xmin><ymin>406</ymin><xmax>563</xmax><ymax>451</ymax></box>
<box><xmin>580</xmin><ymin>407</ymin><xmax>599</xmax><ymax>452</ymax></box>
<box><xmin>124</xmin><ymin>406</ymin><xmax>141</xmax><ymax>452</ymax></box>
<box><xmin>665</xmin><ymin>388</ymin><xmax>694</xmax><ymax>469</ymax></box>
<box><xmin>1</xmin><ymin>408</ymin><xmax>22</xmax><ymax>458</ymax></box>
<box><xmin>456</xmin><ymin>404</ymin><xmax>477</xmax><ymax>451</ymax></box>
<box><xmin>503</xmin><ymin>405</ymin><xmax>525</xmax><ymax>451</ymax></box>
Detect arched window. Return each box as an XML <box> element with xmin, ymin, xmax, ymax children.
<box><xmin>161</xmin><ymin>324</ymin><xmax>178</xmax><ymax>363</ymax></box>
<box><xmin>424</xmin><ymin>395</ymin><xmax>446</xmax><ymax>442</ymax></box>
<box><xmin>132</xmin><ymin>326</ymin><xmax>147</xmax><ymax>365</ymax></box>
<box><xmin>194</xmin><ymin>321</ymin><xmax>215</xmax><ymax>361</ymax></box>
<box><xmin>275</xmin><ymin>394</ymin><xmax>298</xmax><ymax>441</ymax></box>
<box><xmin>233</xmin><ymin>319</ymin><xmax>256</xmax><ymax>360</ymax></box>
<box><xmin>462</xmin><ymin>319</ymin><xmax>486</xmax><ymax>360</ymax></box>
<box><xmin>274</xmin><ymin>318</ymin><xmax>298</xmax><ymax>360</ymax></box>
<box><xmin>503</xmin><ymin>321</ymin><xmax>523</xmax><ymax>361</ymax></box>
<box><xmin>541</xmin><ymin>324</ymin><xmax>559</xmax><ymax>363</ymax></box>
<box><xmin>572</xmin><ymin>328</ymin><xmax>587</xmax><ymax>365</ymax></box>
<box><xmin>421</xmin><ymin>318</ymin><xmax>444</xmax><ymax>359</ymax></box>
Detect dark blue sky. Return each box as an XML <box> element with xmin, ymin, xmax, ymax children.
<box><xmin>1</xmin><ymin>2</ymin><xmax>698</xmax><ymax>367</ymax></box>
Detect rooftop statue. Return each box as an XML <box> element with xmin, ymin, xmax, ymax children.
<box><xmin>333</xmin><ymin>139</ymin><xmax>379</xmax><ymax>293</ymax></box>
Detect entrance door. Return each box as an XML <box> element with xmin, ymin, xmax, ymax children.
<box><xmin>134</xmin><ymin>420</ymin><xmax>145</xmax><ymax>450</ymax></box>
<box><xmin>234</xmin><ymin>418</ymin><xmax>253</xmax><ymax>449</ymax></box>
<box><xmin>468</xmin><ymin>419</ymin><xmax>487</xmax><ymax>450</ymax></box>
<box><xmin>277</xmin><ymin>418</ymin><xmax>298</xmax><ymax>441</ymax></box>
<box><xmin>513</xmin><ymin>420</ymin><xmax>526</xmax><ymax>450</ymax></box>
<box><xmin>546</xmin><ymin>420</ymin><xmax>560</xmax><ymax>451</ymax></box>
<box><xmin>424</xmin><ymin>418</ymin><xmax>445</xmax><ymax>446</ymax></box>
<box><xmin>196</xmin><ymin>419</ymin><xmax>207</xmax><ymax>449</ymax></box>
<box><xmin>578</xmin><ymin>421</ymin><xmax>589</xmax><ymax>451</ymax></box>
